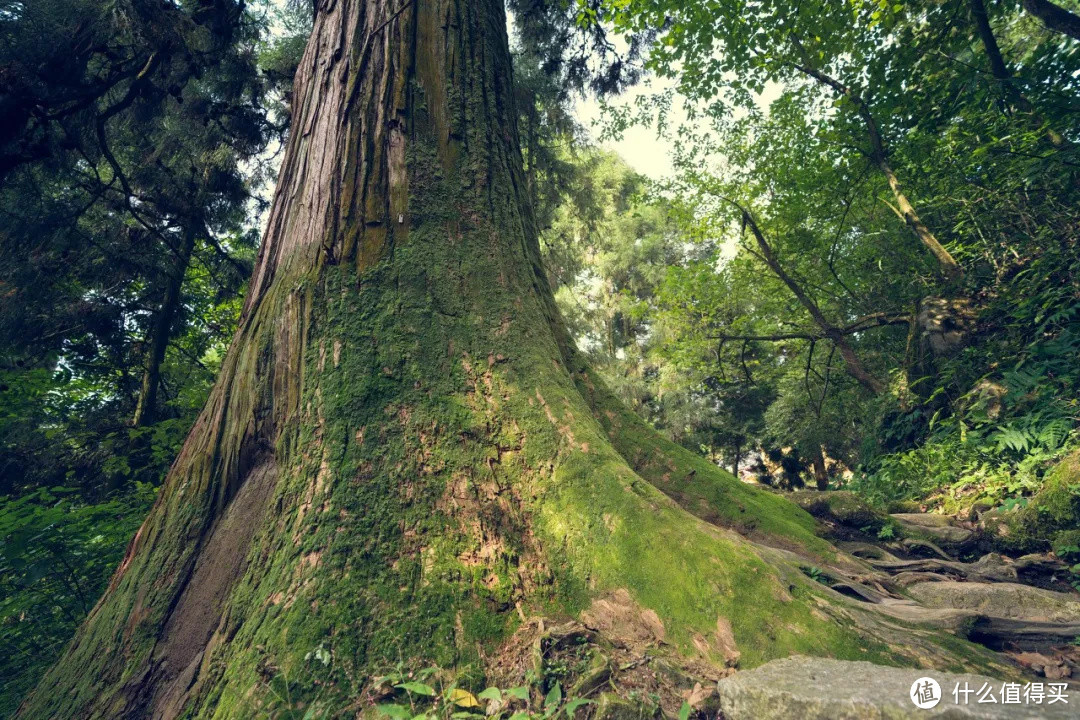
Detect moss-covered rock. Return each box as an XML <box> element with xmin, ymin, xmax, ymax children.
<box><xmin>1051</xmin><ymin>529</ymin><xmax>1080</xmax><ymax>557</ymax></box>
<box><xmin>988</xmin><ymin>451</ymin><xmax>1080</xmax><ymax>552</ymax></box>
<box><xmin>891</xmin><ymin>513</ymin><xmax>974</xmax><ymax>547</ymax></box>
<box><xmin>716</xmin><ymin>656</ymin><xmax>1075</xmax><ymax>719</ymax></box>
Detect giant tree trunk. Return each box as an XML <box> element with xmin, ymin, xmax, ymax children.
<box><xmin>19</xmin><ymin>2</ymin><xmax>1003</xmax><ymax>718</ymax></box>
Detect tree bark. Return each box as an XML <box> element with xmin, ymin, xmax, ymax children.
<box><xmin>133</xmin><ymin>228</ymin><xmax>197</xmax><ymax>427</ymax></box>
<box><xmin>811</xmin><ymin>446</ymin><xmax>828</xmax><ymax>491</ymax></box>
<box><xmin>968</xmin><ymin>0</ymin><xmax>1012</xmax><ymax>80</ymax></box>
<box><xmin>1024</xmin><ymin>0</ymin><xmax>1080</xmax><ymax>40</ymax></box>
<box><xmin>19</xmin><ymin>3</ymin><xmax>1000</xmax><ymax>717</ymax></box>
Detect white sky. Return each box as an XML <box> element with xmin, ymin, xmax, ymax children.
<box><xmin>572</xmin><ymin>81</ymin><xmax>686</xmax><ymax>181</ymax></box>
<box><xmin>570</xmin><ymin>76</ymin><xmax>783</xmax><ymax>183</ymax></box>
<box><xmin>503</xmin><ymin>8</ymin><xmax>689</xmax><ymax>182</ymax></box>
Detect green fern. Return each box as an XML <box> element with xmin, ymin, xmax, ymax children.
<box><xmin>992</xmin><ymin>426</ymin><xmax>1032</xmax><ymax>454</ymax></box>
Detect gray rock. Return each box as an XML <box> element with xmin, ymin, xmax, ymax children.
<box><xmin>716</xmin><ymin>656</ymin><xmax>1075</xmax><ymax>719</ymax></box>
<box><xmin>908</xmin><ymin>581</ymin><xmax>1080</xmax><ymax>623</ymax></box>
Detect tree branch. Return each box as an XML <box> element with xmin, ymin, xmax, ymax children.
<box><xmin>1023</xmin><ymin>0</ymin><xmax>1080</xmax><ymax>41</ymax></box>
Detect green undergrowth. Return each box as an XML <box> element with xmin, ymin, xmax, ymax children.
<box><xmin>987</xmin><ymin>450</ymin><xmax>1080</xmax><ymax>555</ymax></box>
<box><xmin>850</xmin><ymin>433</ymin><xmax>1080</xmax><ymax>519</ymax></box>
<box><xmin>851</xmin><ymin>245</ymin><xmax>1080</xmax><ymax>519</ymax></box>
<box><xmin>369</xmin><ymin>670</ymin><xmax>597</xmax><ymax>720</ymax></box>
<box><xmin>785</xmin><ymin>490</ymin><xmax>897</xmax><ymax>540</ymax></box>
<box><xmin>0</xmin><ymin>484</ymin><xmax>156</xmax><ymax>717</ymax></box>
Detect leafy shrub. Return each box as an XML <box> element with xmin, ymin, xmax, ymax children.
<box><xmin>0</xmin><ymin>484</ymin><xmax>155</xmax><ymax>715</ymax></box>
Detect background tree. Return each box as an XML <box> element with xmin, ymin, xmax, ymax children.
<box><xmin>603</xmin><ymin>0</ymin><xmax>1080</xmax><ymax>500</ymax></box>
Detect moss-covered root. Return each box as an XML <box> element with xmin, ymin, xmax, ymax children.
<box><xmin>19</xmin><ymin>260</ymin><xmax>1006</xmax><ymax>718</ymax></box>
<box><xmin>568</xmin><ymin>364</ymin><xmax>837</xmax><ymax>556</ymax></box>
<box><xmin>786</xmin><ymin>490</ymin><xmax>894</xmax><ymax>539</ymax></box>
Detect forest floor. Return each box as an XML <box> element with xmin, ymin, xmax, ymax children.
<box><xmin>788</xmin><ymin>489</ymin><xmax>1080</xmax><ymax>687</ymax></box>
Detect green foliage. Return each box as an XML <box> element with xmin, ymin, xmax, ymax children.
<box><xmin>853</xmin><ymin>243</ymin><xmax>1080</xmax><ymax>512</ymax></box>
<box><xmin>373</xmin><ymin>678</ymin><xmax>594</xmax><ymax>720</ymax></box>
<box><xmin>1000</xmin><ymin>451</ymin><xmax>1080</xmax><ymax>552</ymax></box>
<box><xmin>538</xmin><ymin>147</ymin><xmax>728</xmax><ymax>457</ymax></box>
<box><xmin>257</xmin><ymin>0</ymin><xmax>314</xmax><ymax>128</ymax></box>
<box><xmin>589</xmin><ymin>0</ymin><xmax>1080</xmax><ymax>498</ymax></box>
<box><xmin>0</xmin><ymin>0</ymin><xmax>308</xmax><ymax>712</ymax></box>
<box><xmin>371</xmin><ymin>671</ymin><xmax>594</xmax><ymax>720</ymax></box>
<box><xmin>265</xmin><ymin>656</ymin><xmax>600</xmax><ymax>720</ymax></box>
<box><xmin>0</xmin><ymin>0</ymin><xmax>304</xmax><ymax>493</ymax></box>
<box><xmin>0</xmin><ymin>484</ymin><xmax>156</xmax><ymax>716</ymax></box>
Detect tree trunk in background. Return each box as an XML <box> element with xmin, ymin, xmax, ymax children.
<box><xmin>1024</xmin><ymin>0</ymin><xmax>1080</xmax><ymax>41</ymax></box>
<box><xmin>133</xmin><ymin>228</ymin><xmax>197</xmax><ymax>428</ymax></box>
<box><xmin>969</xmin><ymin>0</ymin><xmax>1070</xmax><ymax>149</ymax></box>
<box><xmin>969</xmin><ymin>0</ymin><xmax>1011</xmax><ymax>80</ymax></box>
<box><xmin>18</xmin><ymin>2</ymin><xmax>1001</xmax><ymax>717</ymax></box>
<box><xmin>789</xmin><ymin>49</ymin><xmax>963</xmax><ymax>279</ymax></box>
<box><xmin>811</xmin><ymin>447</ymin><xmax>828</xmax><ymax>491</ymax></box>
<box><xmin>740</xmin><ymin>208</ymin><xmax>886</xmax><ymax>395</ymax></box>
<box><xmin>874</xmin><ymin>152</ymin><xmax>961</xmax><ymax>279</ymax></box>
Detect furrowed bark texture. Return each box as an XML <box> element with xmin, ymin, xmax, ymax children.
<box><xmin>20</xmin><ymin>2</ymin><xmax>1005</xmax><ymax>718</ymax></box>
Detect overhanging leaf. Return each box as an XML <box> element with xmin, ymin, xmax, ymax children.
<box><xmin>396</xmin><ymin>681</ymin><xmax>436</xmax><ymax>696</ymax></box>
